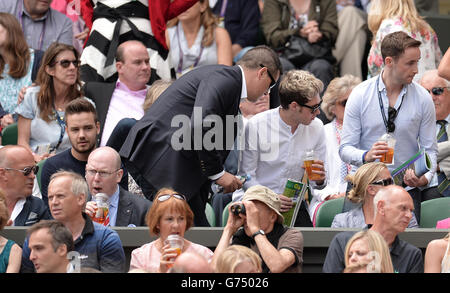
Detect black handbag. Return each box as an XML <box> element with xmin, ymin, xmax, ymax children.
<box><xmin>279</xmin><ymin>35</ymin><xmax>335</xmax><ymax>68</ymax></box>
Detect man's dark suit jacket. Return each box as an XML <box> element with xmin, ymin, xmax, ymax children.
<box><xmin>82</xmin><ymin>82</ymin><xmax>116</xmax><ymax>142</ymax></box>
<box><xmin>116</xmin><ymin>187</ymin><xmax>151</xmax><ymax>227</ymax></box>
<box><xmin>14</xmin><ymin>196</ymin><xmax>52</xmax><ymax>226</ymax></box>
<box><xmin>120</xmin><ymin>65</ymin><xmax>243</xmax><ymax>201</ymax></box>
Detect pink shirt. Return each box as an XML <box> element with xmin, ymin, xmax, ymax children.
<box><xmin>129</xmin><ymin>240</ymin><xmax>214</xmax><ymax>272</ymax></box>
<box><xmin>436</xmin><ymin>218</ymin><xmax>450</xmax><ymax>229</ymax></box>
<box><xmin>100</xmin><ymin>80</ymin><xmax>147</xmax><ymax>146</ymax></box>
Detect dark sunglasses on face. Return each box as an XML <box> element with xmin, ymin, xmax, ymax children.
<box><xmin>157</xmin><ymin>194</ymin><xmax>186</xmax><ymax>202</ymax></box>
<box><xmin>371</xmin><ymin>177</ymin><xmax>394</xmax><ymax>186</ymax></box>
<box><xmin>53</xmin><ymin>59</ymin><xmax>80</xmax><ymax>68</ymax></box>
<box><xmin>259</xmin><ymin>64</ymin><xmax>277</xmax><ymax>91</ymax></box>
<box><xmin>426</xmin><ymin>87</ymin><xmax>449</xmax><ymax>96</ymax></box>
<box><xmin>3</xmin><ymin>165</ymin><xmax>39</xmax><ymax>176</ymax></box>
<box><xmin>300</xmin><ymin>100</ymin><xmax>322</xmax><ymax>114</ymax></box>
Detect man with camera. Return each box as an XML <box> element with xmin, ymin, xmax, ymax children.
<box><xmin>211</xmin><ymin>185</ymin><xmax>303</xmax><ymax>273</ymax></box>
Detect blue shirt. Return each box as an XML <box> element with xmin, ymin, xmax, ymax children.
<box><xmin>339</xmin><ymin>73</ymin><xmax>437</xmax><ymax>183</ymax></box>
<box><xmin>108</xmin><ymin>186</ymin><xmax>120</xmax><ymax>227</ymax></box>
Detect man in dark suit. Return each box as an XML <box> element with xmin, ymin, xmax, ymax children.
<box><xmin>85</xmin><ymin>147</ymin><xmax>151</xmax><ymax>227</ymax></box>
<box><xmin>0</xmin><ymin>145</ymin><xmax>51</xmax><ymax>226</ymax></box>
<box><xmin>120</xmin><ymin>46</ymin><xmax>282</xmax><ymax>226</ymax></box>
<box><xmin>82</xmin><ymin>40</ymin><xmax>151</xmax><ymax>147</ymax></box>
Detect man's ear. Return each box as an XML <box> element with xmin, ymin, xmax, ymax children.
<box><xmin>377</xmin><ymin>200</ymin><xmax>386</xmax><ymax>216</ymax></box>
<box><xmin>57</xmin><ymin>244</ymin><xmax>68</xmax><ymax>257</ymax></box>
<box><xmin>384</xmin><ymin>56</ymin><xmax>393</xmax><ymax>67</ymax></box>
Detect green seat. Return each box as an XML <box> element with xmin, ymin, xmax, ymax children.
<box><xmin>314</xmin><ymin>197</ymin><xmax>345</xmax><ymax>227</ymax></box>
<box><xmin>36</xmin><ymin>159</ymin><xmax>47</xmax><ymax>192</ymax></box>
<box><xmin>205</xmin><ymin>203</ymin><xmax>216</xmax><ymax>227</ymax></box>
<box><xmin>222</xmin><ymin>202</ymin><xmax>233</xmax><ymax>227</ymax></box>
<box><xmin>2</xmin><ymin>123</ymin><xmax>18</xmax><ymax>145</ymax></box>
<box><xmin>420</xmin><ymin>197</ymin><xmax>450</xmax><ymax>228</ymax></box>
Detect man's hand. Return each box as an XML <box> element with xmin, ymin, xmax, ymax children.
<box><xmin>74</xmin><ymin>27</ymin><xmax>90</xmax><ymax>41</ymax></box>
<box><xmin>243</xmin><ymin>200</ymin><xmax>261</xmax><ymax>235</ymax></box>
<box><xmin>364</xmin><ymin>141</ymin><xmax>389</xmax><ymax>162</ymax></box>
<box><xmin>278</xmin><ymin>194</ymin><xmax>294</xmax><ymax>212</ymax></box>
<box><xmin>224</xmin><ymin>202</ymin><xmax>246</xmax><ymax>234</ymax></box>
<box><xmin>215</xmin><ymin>172</ymin><xmax>243</xmax><ymax>194</ymax></box>
<box><xmin>307</xmin><ymin>31</ymin><xmax>322</xmax><ymax>43</ymax></box>
<box><xmin>403</xmin><ymin>169</ymin><xmax>428</xmax><ymax>187</ymax></box>
<box><xmin>85</xmin><ymin>201</ymin><xmax>98</xmax><ymax>218</ymax></box>
<box><xmin>302</xmin><ymin>159</ymin><xmax>326</xmax><ymax>185</ymax></box>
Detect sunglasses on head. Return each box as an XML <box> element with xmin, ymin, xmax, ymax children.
<box><xmin>53</xmin><ymin>59</ymin><xmax>80</xmax><ymax>68</ymax></box>
<box><xmin>157</xmin><ymin>194</ymin><xmax>186</xmax><ymax>202</ymax></box>
<box><xmin>371</xmin><ymin>177</ymin><xmax>394</xmax><ymax>186</ymax></box>
<box><xmin>259</xmin><ymin>64</ymin><xmax>277</xmax><ymax>91</ymax></box>
<box><xmin>3</xmin><ymin>165</ymin><xmax>39</xmax><ymax>176</ymax></box>
<box><xmin>427</xmin><ymin>87</ymin><xmax>449</xmax><ymax>96</ymax></box>
<box><xmin>300</xmin><ymin>100</ymin><xmax>322</xmax><ymax>114</ymax></box>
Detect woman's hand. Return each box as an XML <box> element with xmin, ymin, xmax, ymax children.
<box><xmin>159</xmin><ymin>243</ymin><xmax>179</xmax><ymax>273</ymax></box>
<box><xmin>1</xmin><ymin>114</ymin><xmax>14</xmax><ymax>129</ymax></box>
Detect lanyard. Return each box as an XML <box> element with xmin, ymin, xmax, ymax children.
<box><xmin>17</xmin><ymin>0</ymin><xmax>46</xmax><ymax>50</ymax></box>
<box><xmin>376</xmin><ymin>75</ymin><xmax>405</xmax><ymax>133</ymax></box>
<box><xmin>50</xmin><ymin>108</ymin><xmax>66</xmax><ymax>153</ymax></box>
<box><xmin>176</xmin><ymin>24</ymin><xmax>204</xmax><ymax>77</ymax></box>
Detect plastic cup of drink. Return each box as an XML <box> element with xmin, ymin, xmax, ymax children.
<box><xmin>379</xmin><ymin>134</ymin><xmax>396</xmax><ymax>165</ymax></box>
<box><xmin>92</xmin><ymin>193</ymin><xmax>109</xmax><ymax>224</ymax></box>
<box><xmin>164</xmin><ymin>234</ymin><xmax>184</xmax><ymax>267</ymax></box>
<box><xmin>303</xmin><ymin>150</ymin><xmax>322</xmax><ymax>181</ymax></box>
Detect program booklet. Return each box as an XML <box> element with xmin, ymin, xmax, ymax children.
<box><xmin>282</xmin><ymin>179</ymin><xmax>308</xmax><ymax>227</ymax></box>
<box><xmin>391</xmin><ymin>149</ymin><xmax>432</xmax><ymax>186</ymax></box>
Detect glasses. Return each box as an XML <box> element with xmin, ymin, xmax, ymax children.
<box><xmin>86</xmin><ymin>168</ymin><xmax>119</xmax><ymax>178</ymax></box>
<box><xmin>371</xmin><ymin>177</ymin><xmax>394</xmax><ymax>186</ymax></box>
<box><xmin>3</xmin><ymin>165</ymin><xmax>39</xmax><ymax>176</ymax></box>
<box><xmin>337</xmin><ymin>99</ymin><xmax>348</xmax><ymax>107</ymax></box>
<box><xmin>259</xmin><ymin>64</ymin><xmax>277</xmax><ymax>91</ymax></box>
<box><xmin>157</xmin><ymin>194</ymin><xmax>186</xmax><ymax>202</ymax></box>
<box><xmin>52</xmin><ymin>59</ymin><xmax>81</xmax><ymax>68</ymax></box>
<box><xmin>387</xmin><ymin>106</ymin><xmax>398</xmax><ymax>133</ymax></box>
<box><xmin>426</xmin><ymin>87</ymin><xmax>449</xmax><ymax>96</ymax></box>
<box><xmin>300</xmin><ymin>100</ymin><xmax>322</xmax><ymax>114</ymax></box>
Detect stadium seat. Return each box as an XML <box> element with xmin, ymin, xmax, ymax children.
<box><xmin>222</xmin><ymin>202</ymin><xmax>233</xmax><ymax>227</ymax></box>
<box><xmin>36</xmin><ymin>159</ymin><xmax>46</xmax><ymax>192</ymax></box>
<box><xmin>205</xmin><ymin>202</ymin><xmax>216</xmax><ymax>227</ymax></box>
<box><xmin>2</xmin><ymin>123</ymin><xmax>18</xmax><ymax>145</ymax></box>
<box><xmin>420</xmin><ymin>197</ymin><xmax>450</xmax><ymax>228</ymax></box>
<box><xmin>314</xmin><ymin>197</ymin><xmax>345</xmax><ymax>227</ymax></box>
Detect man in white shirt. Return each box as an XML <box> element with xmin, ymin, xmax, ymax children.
<box><xmin>233</xmin><ymin>70</ymin><xmax>327</xmax><ymax>226</ymax></box>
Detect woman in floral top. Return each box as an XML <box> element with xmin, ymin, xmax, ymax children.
<box><xmin>367</xmin><ymin>0</ymin><xmax>441</xmax><ymax>82</ymax></box>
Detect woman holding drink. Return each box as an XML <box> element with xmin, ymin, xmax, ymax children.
<box><xmin>129</xmin><ymin>188</ymin><xmax>213</xmax><ymax>273</ymax></box>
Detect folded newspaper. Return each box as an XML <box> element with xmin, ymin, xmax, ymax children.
<box><xmin>282</xmin><ymin>179</ymin><xmax>307</xmax><ymax>227</ymax></box>
<box><xmin>391</xmin><ymin>149</ymin><xmax>432</xmax><ymax>186</ymax></box>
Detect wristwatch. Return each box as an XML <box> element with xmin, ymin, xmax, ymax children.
<box><xmin>252</xmin><ymin>229</ymin><xmax>265</xmax><ymax>239</ymax></box>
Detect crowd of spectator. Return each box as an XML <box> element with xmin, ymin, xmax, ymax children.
<box><xmin>0</xmin><ymin>0</ymin><xmax>449</xmax><ymax>274</ymax></box>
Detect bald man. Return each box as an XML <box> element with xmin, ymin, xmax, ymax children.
<box><xmin>323</xmin><ymin>185</ymin><xmax>423</xmax><ymax>273</ymax></box>
<box><xmin>84</xmin><ymin>147</ymin><xmax>151</xmax><ymax>227</ymax></box>
<box><xmin>83</xmin><ymin>40</ymin><xmax>151</xmax><ymax>146</ymax></box>
<box><xmin>0</xmin><ymin>145</ymin><xmax>51</xmax><ymax>226</ymax></box>
<box><xmin>170</xmin><ymin>252</ymin><xmax>213</xmax><ymax>273</ymax></box>
<box><xmin>420</xmin><ymin>70</ymin><xmax>450</xmax><ymax>198</ymax></box>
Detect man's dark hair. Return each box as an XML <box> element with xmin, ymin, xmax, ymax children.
<box><xmin>237</xmin><ymin>45</ymin><xmax>282</xmax><ymax>79</ymax></box>
<box><xmin>65</xmin><ymin>98</ymin><xmax>98</xmax><ymax>123</ymax></box>
<box><xmin>381</xmin><ymin>31</ymin><xmax>421</xmax><ymax>61</ymax></box>
<box><xmin>27</xmin><ymin>220</ymin><xmax>74</xmax><ymax>252</ymax></box>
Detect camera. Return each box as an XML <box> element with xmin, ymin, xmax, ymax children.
<box><xmin>230</xmin><ymin>203</ymin><xmax>246</xmax><ymax>216</ymax></box>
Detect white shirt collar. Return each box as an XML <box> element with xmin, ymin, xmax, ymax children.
<box><xmin>238</xmin><ymin>65</ymin><xmax>247</xmax><ymax>101</ymax></box>
<box><xmin>10</xmin><ymin>198</ymin><xmax>26</xmax><ymax>226</ymax></box>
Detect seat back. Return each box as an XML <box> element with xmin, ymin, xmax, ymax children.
<box><xmin>36</xmin><ymin>159</ymin><xmax>47</xmax><ymax>192</ymax></box>
<box><xmin>314</xmin><ymin>197</ymin><xmax>345</xmax><ymax>227</ymax></box>
<box><xmin>420</xmin><ymin>197</ymin><xmax>450</xmax><ymax>228</ymax></box>
<box><xmin>222</xmin><ymin>202</ymin><xmax>233</xmax><ymax>227</ymax></box>
<box><xmin>205</xmin><ymin>203</ymin><xmax>216</xmax><ymax>227</ymax></box>
<box><xmin>2</xmin><ymin>123</ymin><xmax>18</xmax><ymax>145</ymax></box>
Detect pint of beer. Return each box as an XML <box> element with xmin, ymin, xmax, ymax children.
<box><xmin>92</xmin><ymin>193</ymin><xmax>109</xmax><ymax>224</ymax></box>
<box><xmin>303</xmin><ymin>150</ymin><xmax>322</xmax><ymax>181</ymax></box>
<box><xmin>379</xmin><ymin>133</ymin><xmax>396</xmax><ymax>165</ymax></box>
<box><xmin>164</xmin><ymin>234</ymin><xmax>184</xmax><ymax>268</ymax></box>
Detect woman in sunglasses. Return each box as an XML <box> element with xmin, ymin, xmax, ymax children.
<box><xmin>331</xmin><ymin>162</ymin><xmax>418</xmax><ymax>228</ymax></box>
<box><xmin>15</xmin><ymin>42</ymin><xmax>84</xmax><ymax>162</ymax></box>
<box><xmin>129</xmin><ymin>188</ymin><xmax>213</xmax><ymax>273</ymax></box>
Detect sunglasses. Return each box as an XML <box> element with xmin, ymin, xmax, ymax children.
<box><xmin>259</xmin><ymin>64</ymin><xmax>277</xmax><ymax>91</ymax></box>
<box><xmin>86</xmin><ymin>168</ymin><xmax>119</xmax><ymax>178</ymax></box>
<box><xmin>426</xmin><ymin>87</ymin><xmax>449</xmax><ymax>96</ymax></box>
<box><xmin>53</xmin><ymin>59</ymin><xmax>81</xmax><ymax>68</ymax></box>
<box><xmin>3</xmin><ymin>165</ymin><xmax>39</xmax><ymax>176</ymax></box>
<box><xmin>387</xmin><ymin>107</ymin><xmax>398</xmax><ymax>133</ymax></box>
<box><xmin>371</xmin><ymin>177</ymin><xmax>394</xmax><ymax>186</ymax></box>
<box><xmin>157</xmin><ymin>194</ymin><xmax>186</xmax><ymax>202</ymax></box>
<box><xmin>300</xmin><ymin>100</ymin><xmax>322</xmax><ymax>114</ymax></box>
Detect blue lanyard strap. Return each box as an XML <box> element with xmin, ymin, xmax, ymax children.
<box><xmin>17</xmin><ymin>0</ymin><xmax>46</xmax><ymax>51</ymax></box>
<box><xmin>176</xmin><ymin>24</ymin><xmax>204</xmax><ymax>75</ymax></box>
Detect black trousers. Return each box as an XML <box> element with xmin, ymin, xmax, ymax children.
<box><xmin>407</xmin><ymin>187</ymin><xmax>443</xmax><ymax>224</ymax></box>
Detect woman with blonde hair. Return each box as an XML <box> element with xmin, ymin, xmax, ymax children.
<box><xmin>344</xmin><ymin>230</ymin><xmax>394</xmax><ymax>273</ymax></box>
<box><xmin>310</xmin><ymin>75</ymin><xmax>361</xmax><ymax>220</ymax></box>
<box><xmin>166</xmin><ymin>0</ymin><xmax>232</xmax><ymax>78</ymax></box>
<box><xmin>425</xmin><ymin>232</ymin><xmax>450</xmax><ymax>273</ymax></box>
<box><xmin>367</xmin><ymin>0</ymin><xmax>441</xmax><ymax>81</ymax></box>
<box><xmin>15</xmin><ymin>42</ymin><xmax>85</xmax><ymax>162</ymax></box>
<box><xmin>215</xmin><ymin>245</ymin><xmax>262</xmax><ymax>273</ymax></box>
<box><xmin>331</xmin><ymin>162</ymin><xmax>418</xmax><ymax>228</ymax></box>
<box><xmin>129</xmin><ymin>188</ymin><xmax>213</xmax><ymax>273</ymax></box>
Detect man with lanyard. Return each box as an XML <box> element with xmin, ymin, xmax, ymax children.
<box><xmin>0</xmin><ymin>0</ymin><xmax>73</xmax><ymax>51</ymax></box>
<box><xmin>339</xmin><ymin>31</ymin><xmax>437</xmax><ymax>223</ymax></box>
